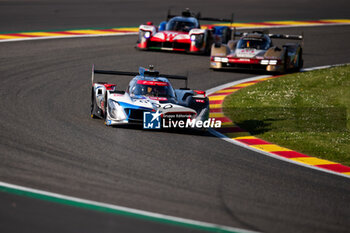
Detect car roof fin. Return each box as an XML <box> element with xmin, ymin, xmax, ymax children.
<box><xmin>139</xmin><ymin>66</ymin><xmax>160</xmax><ymax>77</ymax></box>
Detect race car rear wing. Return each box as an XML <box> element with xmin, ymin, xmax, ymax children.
<box><xmin>197</xmin><ymin>14</ymin><xmax>234</xmax><ymax>23</ymax></box>
<box><xmin>167</xmin><ymin>8</ymin><xmax>234</xmax><ymax>24</ymax></box>
<box><xmin>92</xmin><ymin>65</ymin><xmax>189</xmax><ymax>88</ymax></box>
<box><xmin>267</xmin><ymin>33</ymin><xmax>303</xmax><ymax>40</ymax></box>
<box><xmin>233</xmin><ymin>31</ymin><xmax>303</xmax><ymax>40</ymax></box>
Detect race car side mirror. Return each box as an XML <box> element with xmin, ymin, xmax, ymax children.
<box><xmin>207</xmin><ymin>25</ymin><xmax>215</xmax><ymax>30</ymax></box>
<box><xmin>159</xmin><ymin>21</ymin><xmax>167</xmax><ymax>31</ymax></box>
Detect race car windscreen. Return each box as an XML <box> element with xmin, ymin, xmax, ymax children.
<box><xmin>166</xmin><ymin>17</ymin><xmax>198</xmax><ymax>32</ymax></box>
<box><xmin>131</xmin><ymin>81</ymin><xmax>175</xmax><ymax>98</ymax></box>
<box><xmin>237</xmin><ymin>38</ymin><xmax>270</xmax><ymax>50</ymax></box>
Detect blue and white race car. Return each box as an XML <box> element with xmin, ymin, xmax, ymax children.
<box><xmin>90</xmin><ymin>65</ymin><xmax>209</xmax><ymax>127</ymax></box>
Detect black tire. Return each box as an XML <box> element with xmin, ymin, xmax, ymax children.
<box><xmin>282</xmin><ymin>48</ymin><xmax>288</xmax><ymax>73</ymax></box>
<box><xmin>90</xmin><ymin>88</ymin><xmax>98</xmax><ymax>119</ymax></box>
<box><xmin>104</xmin><ymin>94</ymin><xmax>109</xmax><ymax>126</ymax></box>
<box><xmin>297</xmin><ymin>48</ymin><xmax>303</xmax><ymax>71</ymax></box>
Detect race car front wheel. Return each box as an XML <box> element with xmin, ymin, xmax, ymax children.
<box><xmin>104</xmin><ymin>93</ymin><xmax>110</xmax><ymax>126</ymax></box>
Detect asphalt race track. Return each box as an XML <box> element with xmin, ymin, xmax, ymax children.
<box><xmin>1</xmin><ymin>0</ymin><xmax>350</xmax><ymax>32</ymax></box>
<box><xmin>0</xmin><ymin>0</ymin><xmax>350</xmax><ymax>232</ymax></box>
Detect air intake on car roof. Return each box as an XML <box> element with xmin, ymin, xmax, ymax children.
<box><xmin>139</xmin><ymin>66</ymin><xmax>159</xmax><ymax>77</ymax></box>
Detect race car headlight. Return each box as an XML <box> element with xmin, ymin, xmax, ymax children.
<box><xmin>269</xmin><ymin>60</ymin><xmax>278</xmax><ymax>65</ymax></box>
<box><xmin>221</xmin><ymin>58</ymin><xmax>229</xmax><ymax>63</ymax></box>
<box><xmin>190</xmin><ymin>34</ymin><xmax>203</xmax><ymax>41</ymax></box>
<box><xmin>108</xmin><ymin>100</ymin><xmax>127</xmax><ymax>121</ymax></box>
<box><xmin>260</xmin><ymin>59</ymin><xmax>278</xmax><ymax>65</ymax></box>
<box><xmin>214</xmin><ymin>57</ymin><xmax>222</xmax><ymax>62</ymax></box>
<box><xmin>144</xmin><ymin>31</ymin><xmax>151</xmax><ymax>39</ymax></box>
<box><xmin>261</xmin><ymin>60</ymin><xmax>269</xmax><ymax>65</ymax></box>
<box><xmin>191</xmin><ymin>34</ymin><xmax>204</xmax><ymax>47</ymax></box>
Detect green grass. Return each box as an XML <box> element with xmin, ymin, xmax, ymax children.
<box><xmin>223</xmin><ymin>65</ymin><xmax>350</xmax><ymax>166</ymax></box>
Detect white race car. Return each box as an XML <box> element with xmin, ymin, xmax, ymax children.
<box><xmin>90</xmin><ymin>65</ymin><xmax>209</xmax><ymax>127</ymax></box>
<box><xmin>210</xmin><ymin>30</ymin><xmax>303</xmax><ymax>73</ymax></box>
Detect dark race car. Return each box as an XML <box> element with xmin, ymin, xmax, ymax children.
<box><xmin>210</xmin><ymin>30</ymin><xmax>303</xmax><ymax>73</ymax></box>
<box><xmin>136</xmin><ymin>9</ymin><xmax>233</xmax><ymax>54</ymax></box>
